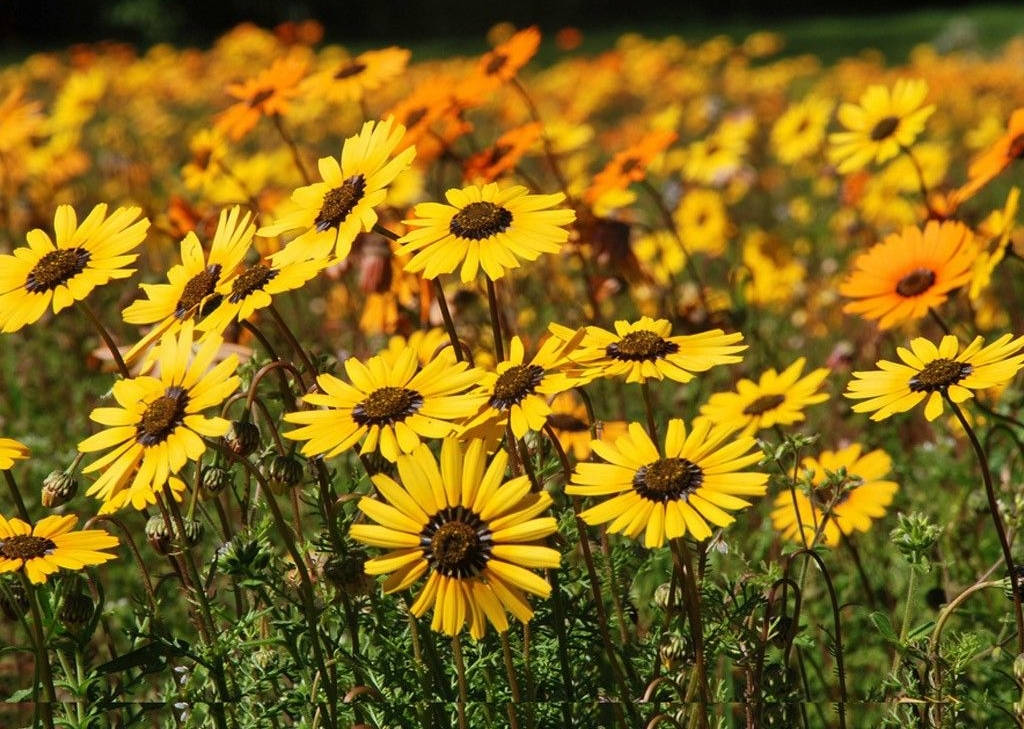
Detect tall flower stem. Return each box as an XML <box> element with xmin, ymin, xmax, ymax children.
<box><xmin>485</xmin><ymin>277</ymin><xmax>506</xmax><ymax>361</ymax></box>
<box><xmin>510</xmin><ymin>77</ymin><xmax>572</xmax><ymax>198</ymax></box>
<box><xmin>272</xmin><ymin>113</ymin><xmax>311</xmax><ymax>184</ymax></box>
<box><xmin>452</xmin><ymin>633</ymin><xmax>469</xmax><ymax>729</ymax></box>
<box><xmin>434</xmin><ymin>278</ymin><xmax>464</xmax><ymax>362</ymax></box>
<box><xmin>267</xmin><ymin>304</ymin><xmax>317</xmax><ymax>385</ymax></box>
<box><xmin>500</xmin><ymin>633</ymin><xmax>523</xmax><ymax>729</ymax></box>
<box><xmin>3</xmin><ymin>469</ymin><xmax>31</xmax><ymax>522</ymax></box>
<box><xmin>945</xmin><ymin>396</ymin><xmax>1024</xmax><ymax>653</ymax></box>
<box><xmin>77</xmin><ymin>299</ymin><xmax>130</xmax><ymax>378</ymax></box>
<box><xmin>670</xmin><ymin>539</ymin><xmax>711</xmax><ymax>729</ymax></box>
<box><xmin>641</xmin><ymin>381</ymin><xmax>659</xmax><ymax>445</ymax></box>
<box><xmin>22</xmin><ymin>575</ymin><xmax>56</xmax><ymax>729</ymax></box>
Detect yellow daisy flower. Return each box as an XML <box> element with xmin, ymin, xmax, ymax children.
<box><xmin>0</xmin><ymin>514</ymin><xmax>118</xmax><ymax>584</ymax></box>
<box><xmin>123</xmin><ymin>206</ymin><xmax>255</xmax><ymax>365</ymax></box>
<box><xmin>197</xmin><ymin>242</ymin><xmax>329</xmax><ymax>334</ymax></box>
<box><xmin>303</xmin><ymin>47</ymin><xmax>411</xmax><ymax>105</ymax></box>
<box><xmin>379</xmin><ymin>328</ymin><xmax>451</xmax><ymax>367</ymax></box>
<box><xmin>567</xmin><ymin>420</ymin><xmax>767</xmax><ymax>548</ymax></box>
<box><xmin>283</xmin><ymin>347</ymin><xmax>485</xmax><ymax>463</ymax></box>
<box><xmin>771</xmin><ymin>444</ymin><xmax>899</xmax><ymax>547</ymax></box>
<box><xmin>549</xmin><ymin>316</ymin><xmax>745</xmax><ymax>384</ymax></box>
<box><xmin>699</xmin><ymin>357</ymin><xmax>829</xmax><ymax>436</ymax></box>
<box><xmin>258</xmin><ymin>117</ymin><xmax>416</xmax><ymax>260</ymax></box>
<box><xmin>770</xmin><ymin>96</ymin><xmax>833</xmax><ymax>164</ymax></box>
<box><xmin>462</xmin><ymin>332</ymin><xmax>589</xmax><ymax>440</ymax></box>
<box><xmin>0</xmin><ymin>204</ymin><xmax>149</xmax><ymax>333</ymax></box>
<box><xmin>396</xmin><ymin>183</ymin><xmax>576</xmax><ymax>283</ymax></box>
<box><xmin>350</xmin><ymin>438</ymin><xmax>559</xmax><ymax>639</ymax></box>
<box><xmin>674</xmin><ymin>188</ymin><xmax>730</xmax><ymax>257</ymax></box>
<box><xmin>829</xmin><ymin>79</ymin><xmax>935</xmax><ymax>173</ymax></box>
<box><xmin>78</xmin><ymin>322</ymin><xmax>240</xmax><ymax>513</ymax></box>
<box><xmin>845</xmin><ymin>334</ymin><xmax>1024</xmax><ymax>422</ymax></box>
<box><xmin>0</xmin><ymin>438</ymin><xmax>29</xmax><ymax>470</ymax></box>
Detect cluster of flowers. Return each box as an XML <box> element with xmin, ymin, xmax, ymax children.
<box><xmin>2</xmin><ymin>22</ymin><xmax>1024</xmax><ymax>647</ymax></box>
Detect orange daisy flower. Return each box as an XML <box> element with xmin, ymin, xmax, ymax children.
<box><xmin>215</xmin><ymin>55</ymin><xmax>308</xmax><ymax>141</ymax></box>
<box><xmin>387</xmin><ymin>77</ymin><xmax>460</xmax><ymax>155</ymax></box>
<box><xmin>839</xmin><ymin>220</ymin><xmax>977</xmax><ymax>330</ymax></box>
<box><xmin>471</xmin><ymin>26</ymin><xmax>541</xmax><ymax>91</ymax></box>
<box><xmin>463</xmin><ymin>122</ymin><xmax>542</xmax><ymax>183</ymax></box>
<box><xmin>955</xmin><ymin>107</ymin><xmax>1024</xmax><ymax>205</ymax></box>
<box><xmin>585</xmin><ymin>130</ymin><xmax>677</xmax><ymax>204</ymax></box>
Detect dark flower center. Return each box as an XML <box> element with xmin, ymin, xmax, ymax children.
<box><xmin>248</xmin><ymin>88</ymin><xmax>274</xmax><ymax>108</ymax></box>
<box><xmin>546</xmin><ymin>412</ymin><xmax>589</xmax><ymax>432</ymax></box>
<box><xmin>449</xmin><ymin>201</ymin><xmax>514</xmax><ymax>240</ymax></box>
<box><xmin>1010</xmin><ymin>134</ymin><xmax>1024</xmax><ymax>160</ymax></box>
<box><xmin>334</xmin><ymin>62</ymin><xmax>367</xmax><ymax>80</ymax></box>
<box><xmin>485</xmin><ymin>53</ymin><xmax>508</xmax><ymax>75</ymax></box>
<box><xmin>869</xmin><ymin>115</ymin><xmax>900</xmax><ymax>141</ymax></box>
<box><xmin>193</xmin><ymin>147</ymin><xmax>213</xmax><ymax>170</ymax></box>
<box><xmin>811</xmin><ymin>483</ymin><xmax>851</xmax><ymax>508</ymax></box>
<box><xmin>486</xmin><ymin>144</ymin><xmax>514</xmax><ymax>167</ymax></box>
<box><xmin>606</xmin><ymin>330</ymin><xmax>679</xmax><ymax>362</ymax></box>
<box><xmin>909</xmin><ymin>358</ymin><xmax>972</xmax><ymax>392</ymax></box>
<box><xmin>137</xmin><ymin>386</ymin><xmax>190</xmax><ymax>446</ymax></box>
<box><xmin>619</xmin><ymin>157</ymin><xmax>641</xmax><ymax>174</ymax></box>
<box><xmin>175</xmin><ymin>264</ymin><xmax>222</xmax><ymax>319</ymax></box>
<box><xmin>0</xmin><ymin>534</ymin><xmax>56</xmax><ymax>560</ymax></box>
<box><xmin>352</xmin><ymin>386</ymin><xmax>424</xmax><ymax>426</ymax></box>
<box><xmin>405</xmin><ymin>107</ymin><xmax>428</xmax><ymax>128</ymax></box>
<box><xmin>633</xmin><ymin>458</ymin><xmax>704</xmax><ymax>502</ymax></box>
<box><xmin>490</xmin><ymin>364</ymin><xmax>544</xmax><ymax>410</ymax></box>
<box><xmin>421</xmin><ymin>506</ymin><xmax>492</xmax><ymax>577</ymax></box>
<box><xmin>315</xmin><ymin>175</ymin><xmax>367</xmax><ymax>232</ymax></box>
<box><xmin>229</xmin><ymin>264</ymin><xmax>278</xmax><ymax>303</ymax></box>
<box><xmin>895</xmin><ymin>268</ymin><xmax>936</xmax><ymax>297</ymax></box>
<box><xmin>25</xmin><ymin>248</ymin><xmax>91</xmax><ymax>293</ymax></box>
<box><xmin>743</xmin><ymin>393</ymin><xmax>786</xmax><ymax>416</ymax></box>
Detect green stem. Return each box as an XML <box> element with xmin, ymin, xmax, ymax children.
<box><xmin>23</xmin><ymin>575</ymin><xmax>56</xmax><ymax>729</ymax></box>
<box><xmin>945</xmin><ymin>396</ymin><xmax>1024</xmax><ymax>654</ymax></box>
<box><xmin>500</xmin><ymin>633</ymin><xmax>522</xmax><ymax>729</ymax></box>
<box><xmin>891</xmin><ymin>568</ymin><xmax>917</xmax><ymax>673</ymax></box>
<box><xmin>485</xmin><ymin>277</ymin><xmax>505</xmax><ymax>361</ymax></box>
<box><xmin>3</xmin><ymin>469</ymin><xmax>31</xmax><ymax>523</ymax></box>
<box><xmin>452</xmin><ymin>633</ymin><xmax>469</xmax><ymax>729</ymax></box>
<box><xmin>671</xmin><ymin>539</ymin><xmax>711</xmax><ymax>729</ymax></box>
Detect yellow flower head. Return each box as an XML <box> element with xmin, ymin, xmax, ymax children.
<box><xmin>829</xmin><ymin>79</ymin><xmax>935</xmax><ymax>173</ymax></box>
<box><xmin>699</xmin><ymin>357</ymin><xmax>829</xmax><ymax>436</ymax></box>
<box><xmin>0</xmin><ymin>438</ymin><xmax>29</xmax><ymax>470</ymax></box>
<box><xmin>78</xmin><ymin>322</ymin><xmax>240</xmax><ymax>513</ymax></box>
<box><xmin>567</xmin><ymin>420</ymin><xmax>767</xmax><ymax>548</ymax></box>
<box><xmin>550</xmin><ymin>316</ymin><xmax>745</xmax><ymax>384</ymax></box>
<box><xmin>0</xmin><ymin>514</ymin><xmax>118</xmax><ymax>584</ymax></box>
<box><xmin>284</xmin><ymin>347</ymin><xmax>485</xmax><ymax>463</ymax></box>
<box><xmin>0</xmin><ymin>204</ymin><xmax>149</xmax><ymax>333</ymax></box>
<box><xmin>845</xmin><ymin>334</ymin><xmax>1024</xmax><ymax>422</ymax></box>
<box><xmin>350</xmin><ymin>437</ymin><xmax>559</xmax><ymax>639</ymax></box>
<box><xmin>771</xmin><ymin>444</ymin><xmax>899</xmax><ymax>547</ymax></box>
<box><xmin>397</xmin><ymin>183</ymin><xmax>576</xmax><ymax>283</ymax></box>
<box><xmin>258</xmin><ymin>117</ymin><xmax>416</xmax><ymax>261</ymax></box>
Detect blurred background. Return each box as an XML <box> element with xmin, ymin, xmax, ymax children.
<box><xmin>3</xmin><ymin>1</ymin><xmax>1024</xmax><ymax>61</ymax></box>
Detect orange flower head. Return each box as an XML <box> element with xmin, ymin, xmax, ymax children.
<box><xmin>463</xmin><ymin>123</ymin><xmax>542</xmax><ymax>183</ymax></box>
<box><xmin>839</xmin><ymin>220</ymin><xmax>977</xmax><ymax>330</ymax></box>
<box><xmin>215</xmin><ymin>54</ymin><xmax>308</xmax><ymax>140</ymax></box>
<box><xmin>585</xmin><ymin>130</ymin><xmax>677</xmax><ymax>204</ymax></box>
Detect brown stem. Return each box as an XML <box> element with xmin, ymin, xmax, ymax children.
<box><xmin>77</xmin><ymin>299</ymin><xmax>130</xmax><ymax>378</ymax></box>
<box><xmin>485</xmin><ymin>277</ymin><xmax>505</xmax><ymax>361</ymax></box>
<box><xmin>272</xmin><ymin>114</ymin><xmax>312</xmax><ymax>185</ymax></box>
<box><xmin>3</xmin><ymin>469</ymin><xmax>31</xmax><ymax>523</ymax></box>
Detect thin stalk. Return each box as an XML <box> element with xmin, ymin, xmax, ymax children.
<box><xmin>452</xmin><ymin>633</ymin><xmax>469</xmax><ymax>729</ymax></box>
<box><xmin>485</xmin><ymin>277</ymin><xmax>505</xmax><ymax>361</ymax></box>
<box><xmin>77</xmin><ymin>299</ymin><xmax>130</xmax><ymax>378</ymax></box>
<box><xmin>23</xmin><ymin>575</ymin><xmax>56</xmax><ymax>729</ymax></box>
<box><xmin>842</xmin><ymin>535</ymin><xmax>877</xmax><ymax>609</ymax></box>
<box><xmin>891</xmin><ymin>568</ymin><xmax>917</xmax><ymax>674</ymax></box>
<box><xmin>945</xmin><ymin>395</ymin><xmax>1024</xmax><ymax>653</ymax></box>
<box><xmin>500</xmin><ymin>633</ymin><xmax>522</xmax><ymax>729</ymax></box>
<box><xmin>272</xmin><ymin>113</ymin><xmax>312</xmax><ymax>184</ymax></box>
<box><xmin>433</xmin><ymin>278</ymin><xmax>464</xmax><ymax>362</ymax></box>
<box><xmin>641</xmin><ymin>381</ymin><xmax>660</xmax><ymax>445</ymax></box>
<box><xmin>671</xmin><ymin>539</ymin><xmax>710</xmax><ymax>729</ymax></box>
<box><xmin>267</xmin><ymin>303</ymin><xmax>317</xmax><ymax>383</ymax></box>
<box><xmin>3</xmin><ymin>469</ymin><xmax>31</xmax><ymax>522</ymax></box>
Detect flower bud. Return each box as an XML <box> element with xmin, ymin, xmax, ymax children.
<box><xmin>225</xmin><ymin>420</ymin><xmax>260</xmax><ymax>457</ymax></box>
<box><xmin>266</xmin><ymin>454</ymin><xmax>304</xmax><ymax>493</ymax></box>
<box><xmin>145</xmin><ymin>514</ymin><xmax>204</xmax><ymax>554</ymax></box>
<box><xmin>41</xmin><ymin>470</ymin><xmax>78</xmax><ymax>508</ymax></box>
<box><xmin>201</xmin><ymin>465</ymin><xmax>234</xmax><ymax>496</ymax></box>
<box><xmin>324</xmin><ymin>550</ymin><xmax>370</xmax><ymax>596</ymax></box>
<box><xmin>59</xmin><ymin>592</ymin><xmax>94</xmax><ymax>629</ymax></box>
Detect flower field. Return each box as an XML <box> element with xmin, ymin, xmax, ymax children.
<box><xmin>3</xmin><ymin>15</ymin><xmax>1024</xmax><ymax>728</ymax></box>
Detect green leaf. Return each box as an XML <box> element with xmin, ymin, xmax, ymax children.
<box><xmin>870</xmin><ymin>612</ymin><xmax>898</xmax><ymax>642</ymax></box>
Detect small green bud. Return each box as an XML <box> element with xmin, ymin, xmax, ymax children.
<box><xmin>225</xmin><ymin>420</ymin><xmax>260</xmax><ymax>457</ymax></box>
<box><xmin>145</xmin><ymin>514</ymin><xmax>204</xmax><ymax>554</ymax></box>
<box><xmin>201</xmin><ymin>465</ymin><xmax>234</xmax><ymax>496</ymax></box>
<box><xmin>59</xmin><ymin>591</ymin><xmax>94</xmax><ymax>629</ymax></box>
